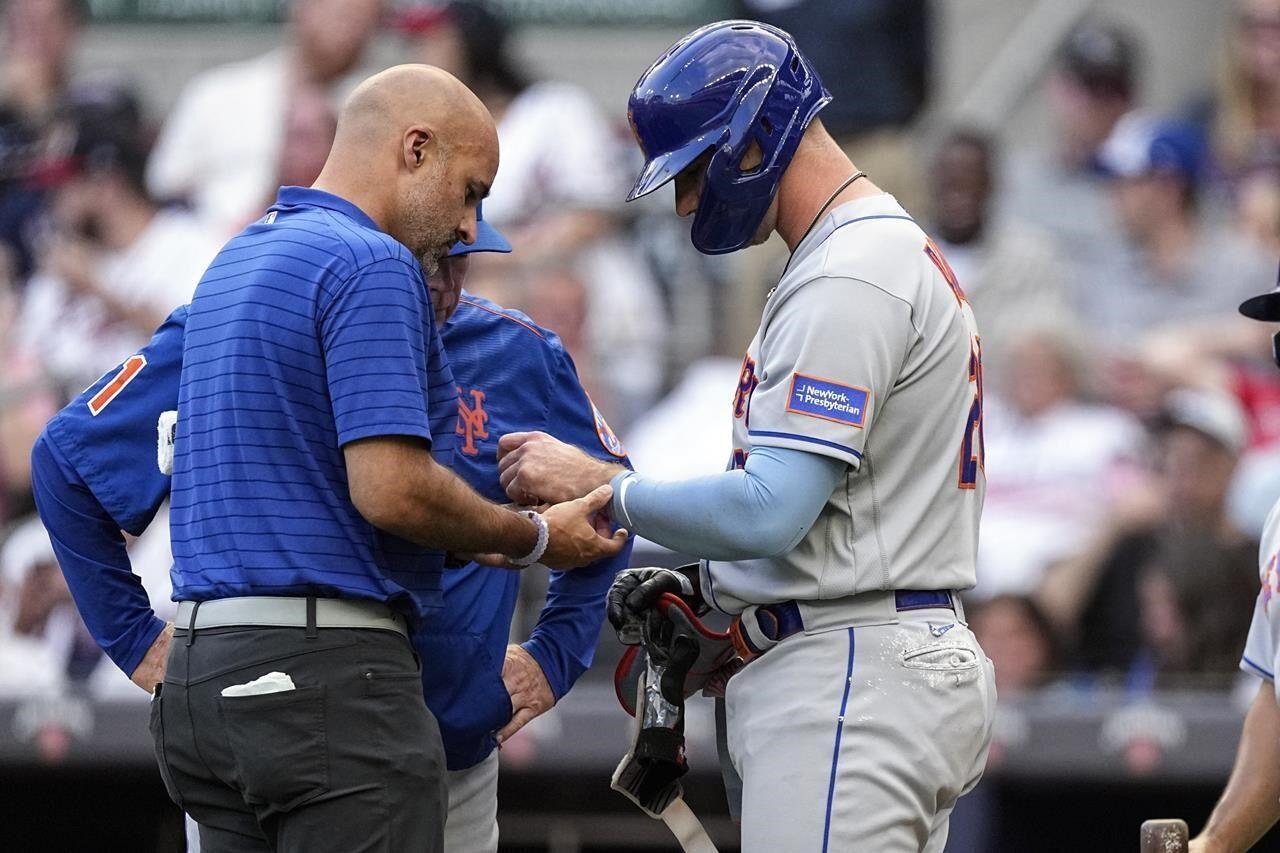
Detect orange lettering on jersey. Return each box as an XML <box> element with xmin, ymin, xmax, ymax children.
<box><xmin>456</xmin><ymin>388</ymin><xmax>489</xmax><ymax>456</ymax></box>
<box><xmin>1264</xmin><ymin>554</ymin><xmax>1277</xmax><ymax>613</ymax></box>
<box><xmin>87</xmin><ymin>354</ymin><xmax>147</xmax><ymax>416</ymax></box>
<box><xmin>925</xmin><ymin>236</ymin><xmax>968</xmax><ymax>306</ymax></box>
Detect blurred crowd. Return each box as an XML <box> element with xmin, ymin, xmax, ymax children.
<box><xmin>0</xmin><ymin>0</ymin><xmax>1279</xmax><ymax>704</ymax></box>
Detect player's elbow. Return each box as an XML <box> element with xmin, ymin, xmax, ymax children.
<box><xmin>732</xmin><ymin>512</ymin><xmax>809</xmax><ymax>559</ymax></box>
<box><xmin>344</xmin><ymin>436</ymin><xmax>435</xmax><ymax>534</ymax></box>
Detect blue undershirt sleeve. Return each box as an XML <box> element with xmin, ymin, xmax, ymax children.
<box><xmin>609</xmin><ymin>445</ymin><xmax>846</xmax><ymax>562</ymax></box>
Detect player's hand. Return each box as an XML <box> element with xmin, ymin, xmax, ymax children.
<box><xmin>607</xmin><ymin>568</ymin><xmax>694</xmax><ymax>644</ymax></box>
<box><xmin>130</xmin><ymin>623</ymin><xmax>174</xmax><ymax>694</ymax></box>
<box><xmin>498</xmin><ymin>431</ymin><xmax>623</xmax><ymax>505</ymax></box>
<box><xmin>497</xmin><ymin>645</ymin><xmax>555</xmax><ymax>744</ymax></box>
<box><xmin>539</xmin><ymin>484</ymin><xmax>630</xmax><ymax>569</ymax></box>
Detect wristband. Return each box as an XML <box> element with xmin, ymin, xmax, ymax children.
<box><xmin>510</xmin><ymin>510</ymin><xmax>549</xmax><ymax>567</ymax></box>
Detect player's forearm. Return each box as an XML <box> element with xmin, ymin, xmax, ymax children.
<box><xmin>346</xmin><ymin>437</ymin><xmax>538</xmax><ymax>558</ymax></box>
<box><xmin>611</xmin><ymin>446</ymin><xmax>844</xmax><ymax>561</ymax></box>
<box><xmin>1197</xmin><ymin>682</ymin><xmax>1280</xmax><ymax>852</ymax></box>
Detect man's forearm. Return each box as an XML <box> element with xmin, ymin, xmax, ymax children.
<box><xmin>386</xmin><ymin>459</ymin><xmax>537</xmax><ymax>557</ymax></box>
<box><xmin>1198</xmin><ymin>682</ymin><xmax>1280</xmax><ymax>852</ymax></box>
<box><xmin>346</xmin><ymin>436</ymin><xmax>538</xmax><ymax>558</ymax></box>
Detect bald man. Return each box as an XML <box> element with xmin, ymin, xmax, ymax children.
<box><xmin>144</xmin><ymin>65</ymin><xmax>627</xmax><ymax>853</ymax></box>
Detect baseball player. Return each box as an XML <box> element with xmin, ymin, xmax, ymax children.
<box><xmin>30</xmin><ymin>207</ymin><xmax>633</xmax><ymax>852</ymax></box>
<box><xmin>496</xmin><ymin>21</ymin><xmax>995</xmax><ymax>851</ymax></box>
<box><xmin>1180</xmin><ymin>270</ymin><xmax>1280</xmax><ymax>853</ymax></box>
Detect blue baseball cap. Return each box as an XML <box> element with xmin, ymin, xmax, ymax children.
<box><xmin>447</xmin><ymin>202</ymin><xmax>511</xmax><ymax>257</ymax></box>
<box><xmin>1097</xmin><ymin>114</ymin><xmax>1207</xmax><ymax>184</ymax></box>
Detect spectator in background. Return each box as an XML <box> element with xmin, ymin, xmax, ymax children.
<box><xmin>928</xmin><ymin>128</ymin><xmax>1078</xmax><ymax>389</ymax></box>
<box><xmin>968</xmin><ymin>595</ymin><xmax>1058</xmax><ymax>695</ymax></box>
<box><xmin>1038</xmin><ymin>388</ymin><xmax>1257</xmax><ymax>675</ymax></box>
<box><xmin>1132</xmin><ymin>534</ymin><xmax>1257</xmax><ymax>690</ymax></box>
<box><xmin>1000</xmin><ymin>20</ymin><xmax>1138</xmax><ymax>275</ymax></box>
<box><xmin>1089</xmin><ymin>115</ymin><xmax>1272</xmax><ymax>344</ymax></box>
<box><xmin>736</xmin><ymin>0</ymin><xmax>930</xmax><ymax>212</ymax></box>
<box><xmin>146</xmin><ymin>0</ymin><xmax>383</xmax><ymax>233</ymax></box>
<box><xmin>1235</xmin><ymin>159</ymin><xmax>1280</xmax><ymax>254</ymax></box>
<box><xmin>399</xmin><ymin>1</ymin><xmax>666</xmax><ymax>426</ymax></box>
<box><xmin>19</xmin><ymin>114</ymin><xmax>222</xmax><ymax>392</ymax></box>
<box><xmin>0</xmin><ymin>518</ymin><xmax>95</xmax><ymax>696</ymax></box>
<box><xmin>0</xmin><ymin>0</ymin><xmax>84</xmax><ymax>282</ymax></box>
<box><xmin>1209</xmin><ymin>0</ymin><xmax>1280</xmax><ymax>181</ymax></box>
<box><xmin>978</xmin><ymin>331</ymin><xmax>1144</xmax><ymax>599</ymax></box>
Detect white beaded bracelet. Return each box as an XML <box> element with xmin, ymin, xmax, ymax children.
<box><xmin>510</xmin><ymin>510</ymin><xmax>549</xmax><ymax>567</ymax></box>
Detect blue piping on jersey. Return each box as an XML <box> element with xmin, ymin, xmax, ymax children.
<box><xmin>822</xmin><ymin>627</ymin><xmax>856</xmax><ymax>852</ymax></box>
<box><xmin>748</xmin><ymin>429</ymin><xmax>862</xmax><ymax>459</ymax></box>
<box><xmin>1243</xmin><ymin>654</ymin><xmax>1275</xmax><ymax>681</ymax></box>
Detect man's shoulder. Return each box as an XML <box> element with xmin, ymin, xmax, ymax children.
<box><xmin>240</xmin><ymin>208</ymin><xmax>418</xmax><ymax>280</ymax></box>
<box><xmin>448</xmin><ymin>294</ymin><xmax>566</xmax><ymax>359</ymax></box>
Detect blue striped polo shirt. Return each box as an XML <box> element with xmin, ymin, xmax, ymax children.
<box><xmin>169</xmin><ymin>186</ymin><xmax>457</xmax><ymax>618</ymax></box>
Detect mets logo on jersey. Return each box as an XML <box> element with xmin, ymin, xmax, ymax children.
<box><xmin>590</xmin><ymin>397</ymin><xmax>627</xmax><ymax>458</ymax></box>
<box><xmin>456</xmin><ymin>388</ymin><xmax>489</xmax><ymax>456</ymax></box>
<box><xmin>733</xmin><ymin>353</ymin><xmax>759</xmax><ymax>420</ymax></box>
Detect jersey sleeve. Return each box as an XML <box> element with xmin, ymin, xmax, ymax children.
<box><xmin>1241</xmin><ymin>588</ymin><xmax>1277</xmax><ymax>684</ymax></box>
<box><xmin>31</xmin><ymin>433</ymin><xmax>166</xmax><ymax>676</ymax></box>
<box><xmin>45</xmin><ymin>308</ymin><xmax>185</xmax><ymax>535</ymax></box>
<box><xmin>319</xmin><ymin>257</ymin><xmax>441</xmax><ymax>448</ymax></box>
<box><xmin>747</xmin><ymin>275</ymin><xmax>917</xmax><ymax>467</ymax></box>
<box><xmin>520</xmin><ymin>347</ymin><xmax>633</xmax><ymax>698</ymax></box>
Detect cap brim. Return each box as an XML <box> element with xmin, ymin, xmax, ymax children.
<box><xmin>448</xmin><ymin>219</ymin><xmax>512</xmax><ymax>257</ymax></box>
<box><xmin>626</xmin><ymin>137</ymin><xmax>714</xmax><ymax>203</ymax></box>
<box><xmin>1240</xmin><ymin>290</ymin><xmax>1280</xmax><ymax>321</ymax></box>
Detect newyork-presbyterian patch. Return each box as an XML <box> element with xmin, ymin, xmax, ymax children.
<box><xmin>785</xmin><ymin>373</ymin><xmax>869</xmax><ymax>427</ymax></box>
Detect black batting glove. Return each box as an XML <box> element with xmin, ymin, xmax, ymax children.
<box><xmin>607</xmin><ymin>564</ymin><xmax>702</xmax><ymax>644</ymax></box>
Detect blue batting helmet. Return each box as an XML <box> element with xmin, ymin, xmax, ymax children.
<box><xmin>625</xmin><ymin>21</ymin><xmax>831</xmax><ymax>255</ymax></box>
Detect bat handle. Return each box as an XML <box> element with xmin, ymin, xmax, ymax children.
<box><xmin>1141</xmin><ymin>819</ymin><xmax>1189</xmax><ymax>853</ymax></box>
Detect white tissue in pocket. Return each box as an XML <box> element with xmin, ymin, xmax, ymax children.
<box><xmin>220</xmin><ymin>671</ymin><xmax>296</xmax><ymax>698</ymax></box>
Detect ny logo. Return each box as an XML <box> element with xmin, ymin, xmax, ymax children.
<box><xmin>456</xmin><ymin>388</ymin><xmax>489</xmax><ymax>456</ymax></box>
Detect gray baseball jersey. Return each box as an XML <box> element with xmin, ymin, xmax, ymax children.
<box><xmin>703</xmin><ymin>193</ymin><xmax>984</xmax><ymax>614</ymax></box>
<box><xmin>1239</xmin><ymin>498</ymin><xmax>1280</xmax><ymax>689</ymax></box>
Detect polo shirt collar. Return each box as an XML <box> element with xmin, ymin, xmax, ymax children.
<box><xmin>272</xmin><ymin>186</ymin><xmax>382</xmax><ymax>232</ymax></box>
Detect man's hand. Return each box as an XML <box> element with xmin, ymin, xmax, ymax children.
<box><xmin>538</xmin><ymin>484</ymin><xmax>630</xmax><ymax>569</ymax></box>
<box><xmin>130</xmin><ymin>623</ymin><xmax>174</xmax><ymax>693</ymax></box>
<box><xmin>497</xmin><ymin>645</ymin><xmax>555</xmax><ymax>743</ymax></box>
<box><xmin>471</xmin><ymin>485</ymin><xmax>628</xmax><ymax>570</ymax></box>
<box><xmin>498</xmin><ymin>431</ymin><xmax>623</xmax><ymax>505</ymax></box>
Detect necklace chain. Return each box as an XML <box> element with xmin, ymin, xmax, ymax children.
<box><xmin>770</xmin><ymin>170</ymin><xmax>867</xmax><ymax>298</ymax></box>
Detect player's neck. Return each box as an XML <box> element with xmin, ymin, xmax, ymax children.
<box><xmin>776</xmin><ymin>132</ymin><xmax>882</xmax><ymax>253</ymax></box>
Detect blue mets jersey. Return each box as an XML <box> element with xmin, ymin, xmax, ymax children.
<box><xmin>31</xmin><ymin>292</ymin><xmax>631</xmax><ymax>769</ymax></box>
<box><xmin>423</xmin><ymin>293</ymin><xmax>633</xmax><ymax>769</ymax></box>
<box><xmin>170</xmin><ymin>186</ymin><xmax>456</xmax><ymax>619</ymax></box>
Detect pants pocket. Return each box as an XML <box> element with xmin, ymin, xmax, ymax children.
<box><xmin>219</xmin><ymin>685</ymin><xmax>330</xmax><ymax>811</ymax></box>
<box><xmin>148</xmin><ymin>683</ymin><xmax>186</xmax><ymax>808</ymax></box>
<box><xmin>901</xmin><ymin>641</ymin><xmax>981</xmax><ymax>672</ymax></box>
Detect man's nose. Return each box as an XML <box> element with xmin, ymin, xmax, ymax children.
<box><xmin>675</xmin><ymin>188</ymin><xmax>698</xmax><ymax>219</ymax></box>
<box><xmin>456</xmin><ymin>210</ymin><xmax>478</xmax><ymax>244</ymax></box>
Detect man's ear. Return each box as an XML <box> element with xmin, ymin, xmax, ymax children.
<box><xmin>404</xmin><ymin>126</ymin><xmax>436</xmax><ymax>171</ymax></box>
